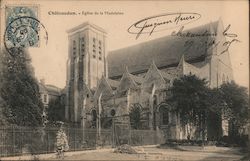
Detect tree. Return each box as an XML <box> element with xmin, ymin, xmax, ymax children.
<box><xmin>170</xmin><ymin>74</ymin><xmax>210</xmax><ymax>141</ymax></box>
<box><xmin>129</xmin><ymin>104</ymin><xmax>142</xmax><ymax>129</ymax></box>
<box><xmin>47</xmin><ymin>96</ymin><xmax>65</xmax><ymax>123</ymax></box>
<box><xmin>219</xmin><ymin>82</ymin><xmax>249</xmax><ymax>136</ymax></box>
<box><xmin>0</xmin><ymin>48</ymin><xmax>43</xmax><ymax>127</ymax></box>
<box><xmin>0</xmin><ymin>97</ymin><xmax>10</xmax><ymax>126</ymax></box>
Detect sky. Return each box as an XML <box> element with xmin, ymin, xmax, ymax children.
<box><xmin>1</xmin><ymin>0</ymin><xmax>249</xmax><ymax>89</ymax></box>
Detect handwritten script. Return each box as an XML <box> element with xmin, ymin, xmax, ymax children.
<box><xmin>128</xmin><ymin>13</ymin><xmax>201</xmax><ymax>39</ymax></box>
<box><xmin>171</xmin><ymin>24</ymin><xmax>240</xmax><ymax>55</ymax></box>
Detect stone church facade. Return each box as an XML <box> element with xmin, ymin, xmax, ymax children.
<box><xmin>65</xmin><ymin>20</ymin><xmax>233</xmax><ymax>140</ymax></box>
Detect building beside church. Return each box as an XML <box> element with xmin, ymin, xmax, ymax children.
<box><xmin>65</xmin><ymin>20</ymin><xmax>233</xmax><ymax>140</ymax></box>
<box><xmin>39</xmin><ymin>79</ymin><xmax>62</xmax><ymax>109</ymax></box>
<box><xmin>38</xmin><ymin>79</ymin><xmax>62</xmax><ymax>122</ymax></box>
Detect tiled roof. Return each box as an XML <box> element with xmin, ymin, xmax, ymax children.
<box><xmin>107</xmin><ymin>21</ymin><xmax>219</xmax><ymax>78</ymax></box>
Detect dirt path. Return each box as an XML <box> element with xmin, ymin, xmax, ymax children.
<box><xmin>59</xmin><ymin>146</ymin><xmax>244</xmax><ymax>161</ymax></box>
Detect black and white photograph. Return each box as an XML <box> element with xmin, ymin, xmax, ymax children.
<box><xmin>0</xmin><ymin>0</ymin><xmax>249</xmax><ymax>160</ymax></box>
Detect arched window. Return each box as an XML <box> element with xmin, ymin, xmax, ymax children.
<box><xmin>73</xmin><ymin>40</ymin><xmax>76</xmax><ymax>50</ymax></box>
<box><xmin>153</xmin><ymin>95</ymin><xmax>157</xmax><ymax>106</ymax></box>
<box><xmin>91</xmin><ymin>109</ymin><xmax>97</xmax><ymax>128</ymax></box>
<box><xmin>81</xmin><ymin>37</ymin><xmax>85</xmax><ymax>55</ymax></box>
<box><xmin>159</xmin><ymin>105</ymin><xmax>169</xmax><ymax>125</ymax></box>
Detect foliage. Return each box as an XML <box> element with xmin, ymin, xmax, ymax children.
<box><xmin>0</xmin><ymin>96</ymin><xmax>11</xmax><ymax>126</ymax></box>
<box><xmin>47</xmin><ymin>96</ymin><xmax>65</xmax><ymax>123</ymax></box>
<box><xmin>170</xmin><ymin>74</ymin><xmax>210</xmax><ymax>127</ymax></box>
<box><xmin>0</xmin><ymin>49</ymin><xmax>43</xmax><ymax>127</ymax></box>
<box><xmin>129</xmin><ymin>104</ymin><xmax>142</xmax><ymax>129</ymax></box>
<box><xmin>169</xmin><ymin>74</ymin><xmax>249</xmax><ymax>140</ymax></box>
<box><xmin>220</xmin><ymin>82</ymin><xmax>249</xmax><ymax>129</ymax></box>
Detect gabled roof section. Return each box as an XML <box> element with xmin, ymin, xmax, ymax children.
<box><xmin>107</xmin><ymin>79</ymin><xmax>120</xmax><ymax>90</ymax></box>
<box><xmin>108</xmin><ymin>21</ymin><xmax>219</xmax><ymax>78</ymax></box>
<box><xmin>82</xmin><ymin>81</ymin><xmax>93</xmax><ymax>98</ymax></box>
<box><xmin>116</xmin><ymin>67</ymin><xmax>138</xmax><ymax>92</ymax></box>
<box><xmin>142</xmin><ymin>61</ymin><xmax>166</xmax><ymax>89</ymax></box>
<box><xmin>177</xmin><ymin>54</ymin><xmax>200</xmax><ymax>76</ymax></box>
<box><xmin>94</xmin><ymin>76</ymin><xmax>113</xmax><ymax>99</ymax></box>
<box><xmin>130</xmin><ymin>74</ymin><xmax>144</xmax><ymax>85</ymax></box>
<box><xmin>177</xmin><ymin>54</ymin><xmax>186</xmax><ymax>70</ymax></box>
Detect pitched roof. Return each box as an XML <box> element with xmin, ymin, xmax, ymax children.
<box><xmin>107</xmin><ymin>21</ymin><xmax>219</xmax><ymax>78</ymax></box>
<box><xmin>94</xmin><ymin>76</ymin><xmax>114</xmax><ymax>99</ymax></box>
<box><xmin>116</xmin><ymin>68</ymin><xmax>139</xmax><ymax>92</ymax></box>
<box><xmin>107</xmin><ymin>78</ymin><xmax>120</xmax><ymax>89</ymax></box>
<box><xmin>67</xmin><ymin>21</ymin><xmax>107</xmax><ymax>34</ymax></box>
<box><xmin>39</xmin><ymin>83</ymin><xmax>61</xmax><ymax>96</ymax></box>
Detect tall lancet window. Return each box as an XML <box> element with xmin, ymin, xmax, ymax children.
<box><xmin>72</xmin><ymin>40</ymin><xmax>76</xmax><ymax>57</ymax></box>
<box><xmin>73</xmin><ymin>40</ymin><xmax>76</xmax><ymax>51</ymax></box>
<box><xmin>98</xmin><ymin>40</ymin><xmax>102</xmax><ymax>61</ymax></box>
<box><xmin>81</xmin><ymin>37</ymin><xmax>85</xmax><ymax>56</ymax></box>
<box><xmin>71</xmin><ymin>40</ymin><xmax>77</xmax><ymax>80</ymax></box>
<box><xmin>159</xmin><ymin>105</ymin><xmax>169</xmax><ymax>125</ymax></box>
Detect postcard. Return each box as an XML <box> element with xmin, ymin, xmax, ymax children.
<box><xmin>0</xmin><ymin>0</ymin><xmax>249</xmax><ymax>160</ymax></box>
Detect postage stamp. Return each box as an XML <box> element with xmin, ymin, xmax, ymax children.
<box><xmin>4</xmin><ymin>5</ymin><xmax>48</xmax><ymax>56</ymax></box>
<box><xmin>5</xmin><ymin>6</ymin><xmax>39</xmax><ymax>27</ymax></box>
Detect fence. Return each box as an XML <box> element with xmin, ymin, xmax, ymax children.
<box><xmin>0</xmin><ymin>126</ymin><xmax>164</xmax><ymax>157</ymax></box>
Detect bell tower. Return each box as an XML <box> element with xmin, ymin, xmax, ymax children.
<box><xmin>65</xmin><ymin>22</ymin><xmax>107</xmax><ymax>124</ymax></box>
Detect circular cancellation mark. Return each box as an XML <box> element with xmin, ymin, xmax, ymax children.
<box><xmin>4</xmin><ymin>16</ymin><xmax>48</xmax><ymax>56</ymax></box>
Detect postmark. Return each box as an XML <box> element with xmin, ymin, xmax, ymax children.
<box><xmin>4</xmin><ymin>6</ymin><xmax>48</xmax><ymax>56</ymax></box>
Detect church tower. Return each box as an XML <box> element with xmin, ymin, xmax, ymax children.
<box><xmin>65</xmin><ymin>22</ymin><xmax>107</xmax><ymax>124</ymax></box>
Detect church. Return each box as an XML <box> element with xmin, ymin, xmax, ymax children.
<box><xmin>65</xmin><ymin>19</ymin><xmax>233</xmax><ymax>140</ymax></box>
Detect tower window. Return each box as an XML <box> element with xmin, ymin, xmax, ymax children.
<box><xmin>73</xmin><ymin>40</ymin><xmax>76</xmax><ymax>50</ymax></box>
<box><xmin>93</xmin><ymin>44</ymin><xmax>96</xmax><ymax>48</ymax></box>
<box><xmin>93</xmin><ymin>49</ymin><xmax>96</xmax><ymax>53</ymax></box>
<box><xmin>99</xmin><ymin>57</ymin><xmax>102</xmax><ymax>60</ymax></box>
<box><xmin>93</xmin><ymin>55</ymin><xmax>96</xmax><ymax>58</ymax></box>
<box><xmin>99</xmin><ymin>51</ymin><xmax>101</xmax><ymax>54</ymax></box>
